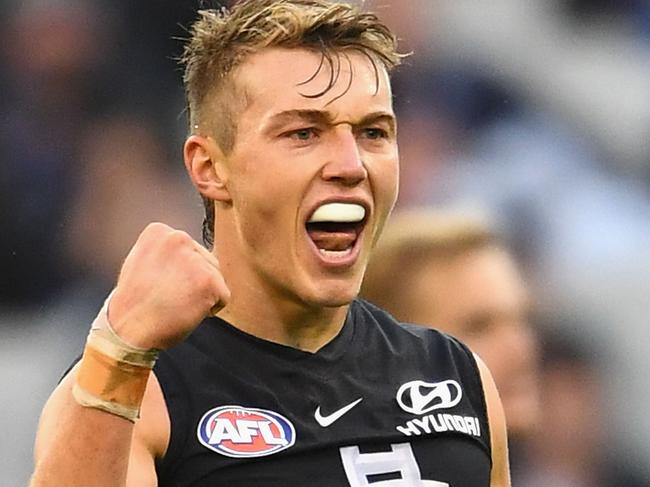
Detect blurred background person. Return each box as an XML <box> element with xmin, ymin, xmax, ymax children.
<box><xmin>0</xmin><ymin>0</ymin><xmax>115</xmax><ymax>306</ymax></box>
<box><xmin>519</xmin><ymin>325</ymin><xmax>650</xmax><ymax>487</ymax></box>
<box><xmin>360</xmin><ymin>210</ymin><xmax>540</xmax><ymax>463</ymax></box>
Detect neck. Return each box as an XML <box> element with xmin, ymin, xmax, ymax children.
<box><xmin>217</xmin><ymin>239</ymin><xmax>349</xmax><ymax>352</ymax></box>
<box><xmin>217</xmin><ymin>291</ymin><xmax>350</xmax><ymax>353</ymax></box>
<box><xmin>212</xmin><ymin>218</ymin><xmax>351</xmax><ymax>352</ymax></box>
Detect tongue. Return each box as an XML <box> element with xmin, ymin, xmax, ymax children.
<box><xmin>308</xmin><ymin>229</ymin><xmax>357</xmax><ymax>251</ymax></box>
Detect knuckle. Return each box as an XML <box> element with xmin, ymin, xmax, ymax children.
<box><xmin>138</xmin><ymin>223</ymin><xmax>174</xmax><ymax>249</ymax></box>
<box><xmin>220</xmin><ymin>285</ymin><xmax>231</xmax><ymax>303</ymax></box>
<box><xmin>144</xmin><ymin>221</ymin><xmax>170</xmax><ymax>235</ymax></box>
<box><xmin>166</xmin><ymin>229</ymin><xmax>192</xmax><ymax>247</ymax></box>
<box><xmin>195</xmin><ymin>267</ymin><xmax>217</xmax><ymax>289</ymax></box>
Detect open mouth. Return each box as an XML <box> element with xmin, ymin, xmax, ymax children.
<box><xmin>305</xmin><ymin>202</ymin><xmax>367</xmax><ymax>259</ymax></box>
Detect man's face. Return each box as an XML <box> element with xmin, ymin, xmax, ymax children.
<box><xmin>214</xmin><ymin>47</ymin><xmax>399</xmax><ymax>309</ymax></box>
<box><xmin>406</xmin><ymin>247</ymin><xmax>540</xmax><ymax>437</ymax></box>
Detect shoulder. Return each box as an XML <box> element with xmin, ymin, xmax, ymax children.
<box><xmin>351</xmin><ymin>299</ymin><xmax>475</xmax><ymax>358</ymax></box>
<box><xmin>352</xmin><ymin>299</ymin><xmax>487</xmax><ymax>393</ymax></box>
<box><xmin>352</xmin><ymin>300</ymin><xmax>494</xmax><ymax>459</ymax></box>
<box><xmin>351</xmin><ymin>299</ymin><xmax>483</xmax><ymax>393</ymax></box>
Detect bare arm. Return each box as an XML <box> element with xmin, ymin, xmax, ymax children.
<box><xmin>29</xmin><ymin>223</ymin><xmax>230</xmax><ymax>486</ymax></box>
<box><xmin>30</xmin><ymin>365</ymin><xmax>167</xmax><ymax>487</ymax></box>
<box><xmin>474</xmin><ymin>353</ymin><xmax>511</xmax><ymax>487</ymax></box>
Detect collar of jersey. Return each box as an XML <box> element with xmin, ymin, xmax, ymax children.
<box><xmin>203</xmin><ymin>301</ymin><xmax>360</xmax><ymax>365</ymax></box>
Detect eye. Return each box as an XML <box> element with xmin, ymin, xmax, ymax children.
<box><xmin>361</xmin><ymin>127</ymin><xmax>389</xmax><ymax>140</ymax></box>
<box><xmin>288</xmin><ymin>127</ymin><xmax>319</xmax><ymax>141</ymax></box>
<box><xmin>461</xmin><ymin>315</ymin><xmax>493</xmax><ymax>337</ymax></box>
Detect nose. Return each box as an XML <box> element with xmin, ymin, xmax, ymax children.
<box><xmin>320</xmin><ymin>127</ymin><xmax>367</xmax><ymax>186</ymax></box>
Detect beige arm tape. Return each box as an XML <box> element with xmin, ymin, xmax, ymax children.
<box><xmin>72</xmin><ymin>293</ymin><xmax>160</xmax><ymax>422</ymax></box>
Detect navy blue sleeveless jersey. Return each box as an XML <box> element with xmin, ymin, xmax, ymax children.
<box><xmin>154</xmin><ymin>299</ymin><xmax>492</xmax><ymax>486</ymax></box>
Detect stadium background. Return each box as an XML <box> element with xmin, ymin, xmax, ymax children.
<box><xmin>1</xmin><ymin>0</ymin><xmax>649</xmax><ymax>485</ymax></box>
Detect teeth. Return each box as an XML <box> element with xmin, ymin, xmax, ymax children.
<box><xmin>319</xmin><ymin>248</ymin><xmax>353</xmax><ymax>257</ymax></box>
<box><xmin>308</xmin><ymin>203</ymin><xmax>365</xmax><ymax>223</ymax></box>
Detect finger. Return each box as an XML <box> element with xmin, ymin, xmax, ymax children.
<box><xmin>192</xmin><ymin>241</ymin><xmax>222</xmax><ymax>272</ymax></box>
<box><xmin>208</xmin><ymin>271</ymin><xmax>231</xmax><ymax>317</ymax></box>
<box><xmin>209</xmin><ymin>303</ymin><xmax>224</xmax><ymax>317</ymax></box>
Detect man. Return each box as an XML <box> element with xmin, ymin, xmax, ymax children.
<box><xmin>361</xmin><ymin>210</ymin><xmax>540</xmax><ymax>440</ymax></box>
<box><xmin>30</xmin><ymin>1</ymin><xmax>509</xmax><ymax>486</ymax></box>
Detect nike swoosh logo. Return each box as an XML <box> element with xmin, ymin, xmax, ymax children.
<box><xmin>314</xmin><ymin>397</ymin><xmax>363</xmax><ymax>427</ymax></box>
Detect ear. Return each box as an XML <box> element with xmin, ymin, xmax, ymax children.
<box><xmin>184</xmin><ymin>134</ymin><xmax>231</xmax><ymax>203</ymax></box>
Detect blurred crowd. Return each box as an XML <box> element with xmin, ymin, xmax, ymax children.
<box><xmin>1</xmin><ymin>0</ymin><xmax>649</xmax><ymax>485</ymax></box>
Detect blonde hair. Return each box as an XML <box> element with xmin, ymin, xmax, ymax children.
<box><xmin>180</xmin><ymin>0</ymin><xmax>403</xmax><ymax>246</ymax></box>
<box><xmin>361</xmin><ymin>210</ymin><xmax>500</xmax><ymax>320</ymax></box>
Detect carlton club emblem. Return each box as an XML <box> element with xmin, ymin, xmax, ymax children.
<box><xmin>197</xmin><ymin>405</ymin><xmax>296</xmax><ymax>458</ymax></box>
<box><xmin>396</xmin><ymin>379</ymin><xmax>462</xmax><ymax>415</ymax></box>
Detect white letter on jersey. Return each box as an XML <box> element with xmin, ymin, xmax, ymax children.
<box><xmin>208</xmin><ymin>419</ymin><xmax>287</xmax><ymax>446</ymax></box>
<box><xmin>257</xmin><ymin>421</ymin><xmax>287</xmax><ymax>445</ymax></box>
<box><xmin>209</xmin><ymin>418</ymin><xmax>242</xmax><ymax>444</ymax></box>
<box><xmin>339</xmin><ymin>442</ymin><xmax>450</xmax><ymax>486</ymax></box>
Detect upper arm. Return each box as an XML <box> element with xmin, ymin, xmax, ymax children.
<box><xmin>474</xmin><ymin>353</ymin><xmax>511</xmax><ymax>487</ymax></box>
<box><xmin>32</xmin><ymin>365</ymin><xmax>169</xmax><ymax>487</ymax></box>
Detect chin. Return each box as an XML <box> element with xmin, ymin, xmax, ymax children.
<box><xmin>308</xmin><ymin>291</ymin><xmax>358</xmax><ymax>309</ymax></box>
<box><xmin>303</xmin><ymin>279</ymin><xmax>361</xmax><ymax>309</ymax></box>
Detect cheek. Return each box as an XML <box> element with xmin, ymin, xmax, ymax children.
<box><xmin>482</xmin><ymin>354</ymin><xmax>508</xmax><ymax>384</ymax></box>
<box><xmin>230</xmin><ymin>178</ymin><xmax>274</xmax><ymax>236</ymax></box>
<box><xmin>230</xmin><ymin>175</ymin><xmax>299</xmax><ymax>252</ymax></box>
<box><xmin>367</xmin><ymin>163</ymin><xmax>399</xmax><ymax>247</ymax></box>
<box><xmin>479</xmin><ymin>332</ymin><xmax>528</xmax><ymax>384</ymax></box>
<box><xmin>375</xmin><ymin>157</ymin><xmax>400</xmax><ymax>212</ymax></box>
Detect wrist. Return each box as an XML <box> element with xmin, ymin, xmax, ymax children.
<box><xmin>106</xmin><ymin>292</ymin><xmax>159</xmax><ymax>350</ymax></box>
<box><xmin>73</xmin><ymin>294</ymin><xmax>160</xmax><ymax>422</ymax></box>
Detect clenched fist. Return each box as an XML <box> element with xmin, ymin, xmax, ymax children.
<box><xmin>107</xmin><ymin>222</ymin><xmax>230</xmax><ymax>350</ymax></box>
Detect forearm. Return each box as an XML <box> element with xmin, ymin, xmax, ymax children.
<box><xmin>31</xmin><ymin>300</ymin><xmax>159</xmax><ymax>487</ymax></box>
<box><xmin>30</xmin><ymin>380</ymin><xmax>135</xmax><ymax>487</ymax></box>
<box><xmin>31</xmin><ymin>223</ymin><xmax>223</xmax><ymax>486</ymax></box>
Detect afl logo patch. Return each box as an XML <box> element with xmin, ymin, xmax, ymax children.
<box><xmin>197</xmin><ymin>405</ymin><xmax>296</xmax><ymax>458</ymax></box>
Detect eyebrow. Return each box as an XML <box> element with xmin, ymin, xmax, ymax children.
<box><xmin>263</xmin><ymin>109</ymin><xmax>397</xmax><ymax>135</ymax></box>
